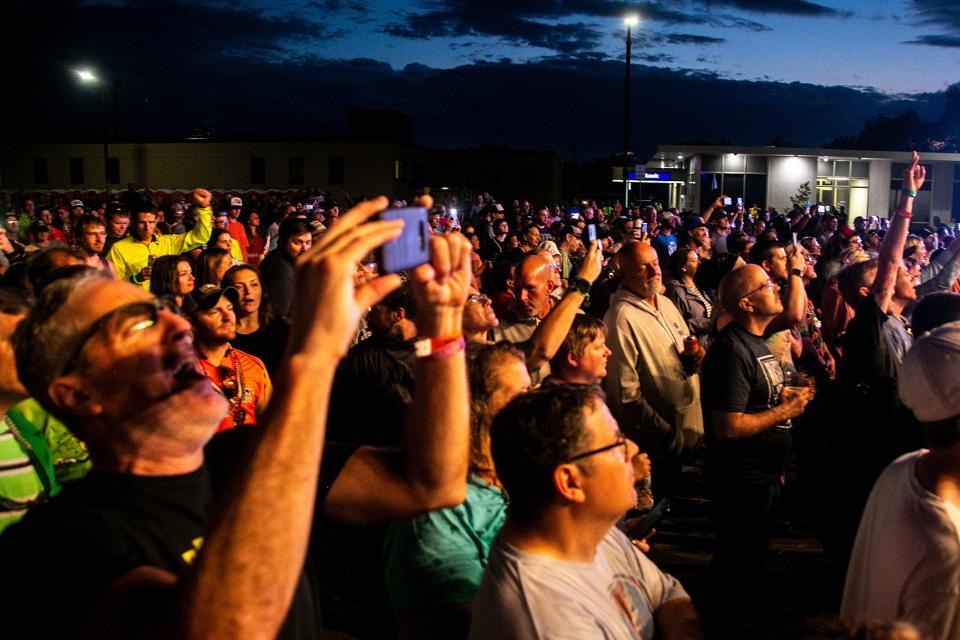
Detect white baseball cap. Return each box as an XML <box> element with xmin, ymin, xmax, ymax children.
<box><xmin>899</xmin><ymin>319</ymin><xmax>960</xmax><ymax>422</ymax></box>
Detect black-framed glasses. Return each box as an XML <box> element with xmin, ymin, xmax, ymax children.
<box><xmin>741</xmin><ymin>278</ymin><xmax>775</xmax><ymax>300</ymax></box>
<box><xmin>566</xmin><ymin>436</ymin><xmax>630</xmax><ymax>463</ymax></box>
<box><xmin>60</xmin><ymin>297</ymin><xmax>181</xmax><ymax>377</ymax></box>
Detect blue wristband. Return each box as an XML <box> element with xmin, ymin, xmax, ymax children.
<box><xmin>902</xmin><ymin>188</ymin><xmax>917</xmax><ymax>198</ymax></box>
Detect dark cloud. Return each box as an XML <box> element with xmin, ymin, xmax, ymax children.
<box><xmin>911</xmin><ymin>0</ymin><xmax>960</xmax><ymax>31</ymax></box>
<box><xmin>905</xmin><ymin>34</ymin><xmax>960</xmax><ymax>47</ymax></box>
<box><xmin>650</xmin><ymin>33</ymin><xmax>726</xmax><ymax>45</ymax></box>
<box><xmin>306</xmin><ymin>0</ymin><xmax>368</xmax><ymax>13</ymax></box>
<box><xmin>384</xmin><ymin>1</ymin><xmax>768</xmax><ymax>55</ymax></box>
<box><xmin>697</xmin><ymin>0</ymin><xmax>849</xmax><ymax>17</ymax></box>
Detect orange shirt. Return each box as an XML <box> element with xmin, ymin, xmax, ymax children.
<box><xmin>197</xmin><ymin>346</ymin><xmax>272</xmax><ymax>432</ymax></box>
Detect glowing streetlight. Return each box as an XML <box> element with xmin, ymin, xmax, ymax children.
<box><xmin>76</xmin><ymin>68</ymin><xmax>98</xmax><ymax>83</ymax></box>
<box><xmin>74</xmin><ymin>67</ymin><xmax>110</xmax><ymax>195</ymax></box>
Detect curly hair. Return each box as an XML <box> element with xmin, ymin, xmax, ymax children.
<box><xmin>466</xmin><ymin>342</ymin><xmax>525</xmax><ymax>478</ymax></box>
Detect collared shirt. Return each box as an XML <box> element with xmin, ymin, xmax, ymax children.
<box><xmin>106</xmin><ymin>207</ymin><xmax>212</xmax><ymax>289</ymax></box>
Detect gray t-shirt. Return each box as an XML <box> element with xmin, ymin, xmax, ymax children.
<box><xmin>469</xmin><ymin>527</ymin><xmax>688</xmax><ymax>639</ymax></box>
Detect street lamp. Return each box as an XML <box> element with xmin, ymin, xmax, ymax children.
<box><xmin>622</xmin><ymin>16</ymin><xmax>639</xmax><ymax>210</ymax></box>
<box><xmin>75</xmin><ymin>67</ymin><xmax>111</xmax><ymax>196</ymax></box>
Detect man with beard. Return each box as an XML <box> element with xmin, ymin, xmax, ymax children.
<box><xmin>186</xmin><ymin>284</ymin><xmax>271</xmax><ymax>432</ymax></box>
<box><xmin>604</xmin><ymin>241</ymin><xmax>704</xmax><ymax>498</ymax></box>
<box><xmin>73</xmin><ymin>214</ymin><xmax>115</xmax><ymax>276</ymax></box>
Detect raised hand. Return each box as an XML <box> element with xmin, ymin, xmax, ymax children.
<box><xmin>193</xmin><ymin>188</ymin><xmax>212</xmax><ymax>209</ymax></box>
<box><xmin>411</xmin><ymin>232</ymin><xmax>472</xmax><ymax>338</ymax></box>
<box><xmin>903</xmin><ymin>150</ymin><xmax>926</xmax><ymax>193</ymax></box>
<box><xmin>288</xmin><ymin>196</ymin><xmax>403</xmax><ymax>358</ymax></box>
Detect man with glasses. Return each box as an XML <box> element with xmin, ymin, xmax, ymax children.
<box><xmin>0</xmin><ymin>197</ymin><xmax>472</xmax><ymax>639</ymax></box>
<box><xmin>700</xmin><ymin>263</ymin><xmax>815</xmax><ymax>634</ymax></box>
<box><xmin>470</xmin><ymin>384</ymin><xmax>702</xmax><ymax>639</ymax></box>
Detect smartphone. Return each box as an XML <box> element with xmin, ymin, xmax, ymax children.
<box><xmin>304</xmin><ymin>204</ymin><xmax>314</xmax><ymax>212</ymax></box>
<box><xmin>722</xmin><ymin>197</ymin><xmax>732</xmax><ymax>206</ymax></box>
<box><xmin>736</xmin><ymin>197</ymin><xmax>743</xmax><ymax>206</ymax></box>
<box><xmin>377</xmin><ymin>207</ymin><xmax>430</xmax><ymax>274</ymax></box>
<box><xmin>817</xmin><ymin>205</ymin><xmax>826</xmax><ymax>214</ymax></box>
<box><xmin>620</xmin><ymin>498</ymin><xmax>670</xmax><ymax>540</ymax></box>
<box><xmin>570</xmin><ymin>212</ymin><xmax>580</xmax><ymax>220</ymax></box>
<box><xmin>587</xmin><ymin>224</ymin><xmax>599</xmax><ymax>251</ymax></box>
<box><xmin>640</xmin><ymin>222</ymin><xmax>648</xmax><ymax>234</ymax></box>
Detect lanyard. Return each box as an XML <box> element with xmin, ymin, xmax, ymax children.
<box><xmin>198</xmin><ymin>348</ymin><xmax>247</xmax><ymax>428</ymax></box>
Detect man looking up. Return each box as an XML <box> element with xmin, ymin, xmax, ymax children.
<box><xmin>604</xmin><ymin>241</ymin><xmax>704</xmax><ymax>498</ymax></box>
<box><xmin>700</xmin><ymin>264</ymin><xmax>814</xmax><ymax>634</ymax></box>
<box><xmin>494</xmin><ymin>243</ymin><xmax>602</xmax><ymax>384</ymax></box>
<box><xmin>470</xmin><ymin>385</ymin><xmax>702</xmax><ymax>639</ymax></box>
<box><xmin>0</xmin><ymin>197</ymin><xmax>472</xmax><ymax>639</ymax></box>
<box><xmin>185</xmin><ymin>284</ymin><xmax>271</xmax><ymax>433</ymax></box>
<box><xmin>107</xmin><ymin>189</ymin><xmax>213</xmax><ymax>289</ymax></box>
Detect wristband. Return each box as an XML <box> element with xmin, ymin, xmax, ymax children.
<box><xmin>416</xmin><ymin>336</ymin><xmax>465</xmax><ymax>361</ymax></box>
<box><xmin>131</xmin><ymin>273</ymin><xmax>141</xmax><ymax>285</ymax></box>
<box><xmin>414</xmin><ymin>333</ymin><xmax>463</xmax><ymax>358</ymax></box>
<box><xmin>901</xmin><ymin>188</ymin><xmax>917</xmax><ymax>198</ymax></box>
<box><xmin>896</xmin><ymin>208</ymin><xmax>913</xmax><ymax>219</ymax></box>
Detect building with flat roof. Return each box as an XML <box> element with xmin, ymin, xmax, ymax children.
<box><xmin>642</xmin><ymin>145</ymin><xmax>960</xmax><ymax>223</ymax></box>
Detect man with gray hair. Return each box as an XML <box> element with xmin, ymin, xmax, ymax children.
<box><xmin>842</xmin><ymin>319</ymin><xmax>960</xmax><ymax>640</ymax></box>
<box><xmin>0</xmin><ymin>197</ymin><xmax>472</xmax><ymax>639</ymax></box>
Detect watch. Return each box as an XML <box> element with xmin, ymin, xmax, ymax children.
<box><xmin>790</xmin><ymin>268</ymin><xmax>803</xmax><ymax>277</ymax></box>
<box><xmin>568</xmin><ymin>276</ymin><xmax>592</xmax><ymax>296</ymax></box>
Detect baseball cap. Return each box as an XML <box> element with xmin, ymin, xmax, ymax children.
<box><xmin>898</xmin><ymin>320</ymin><xmax>960</xmax><ymax>422</ymax></box>
<box><xmin>229</xmin><ymin>196</ymin><xmax>243</xmax><ymax>208</ymax></box>
<box><xmin>70</xmin><ymin>199</ymin><xmax>84</xmax><ymax>208</ymax></box>
<box><xmin>182</xmin><ymin>284</ymin><xmax>240</xmax><ymax>316</ymax></box>
<box><xmin>682</xmin><ymin>216</ymin><xmax>707</xmax><ymax>233</ymax></box>
<box><xmin>538</xmin><ymin>240</ymin><xmax>561</xmax><ymax>257</ymax></box>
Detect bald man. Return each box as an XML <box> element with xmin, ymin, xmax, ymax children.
<box><xmin>603</xmin><ymin>241</ymin><xmax>703</xmax><ymax>498</ymax></box>
<box><xmin>699</xmin><ymin>263</ymin><xmax>814</xmax><ymax>634</ymax></box>
<box><xmin>493</xmin><ymin>246</ymin><xmax>602</xmax><ymax>384</ymax></box>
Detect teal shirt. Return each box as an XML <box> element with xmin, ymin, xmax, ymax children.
<box><xmin>383</xmin><ymin>476</ymin><xmax>507</xmax><ymax>609</ymax></box>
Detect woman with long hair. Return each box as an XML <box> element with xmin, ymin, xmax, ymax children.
<box><xmin>665</xmin><ymin>247</ymin><xmax>713</xmax><ymax>347</ymax></box>
<box><xmin>221</xmin><ymin>264</ymin><xmax>289</xmax><ymax>376</ymax></box>
<box><xmin>149</xmin><ymin>254</ymin><xmax>195</xmax><ymax>307</ymax></box>
<box><xmin>384</xmin><ymin>342</ymin><xmax>530</xmax><ymax>638</ymax></box>
<box><xmin>195</xmin><ymin>247</ymin><xmax>232</xmax><ymax>287</ymax></box>
<box><xmin>242</xmin><ymin>210</ymin><xmax>267</xmax><ymax>267</ymax></box>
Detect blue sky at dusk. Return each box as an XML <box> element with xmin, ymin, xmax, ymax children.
<box><xmin>6</xmin><ymin>1</ymin><xmax>960</xmax><ymax>158</ymax></box>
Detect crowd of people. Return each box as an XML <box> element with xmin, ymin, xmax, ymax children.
<box><xmin>0</xmin><ymin>150</ymin><xmax>957</xmax><ymax>639</ymax></box>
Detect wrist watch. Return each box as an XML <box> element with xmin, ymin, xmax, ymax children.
<box><xmin>568</xmin><ymin>276</ymin><xmax>591</xmax><ymax>296</ymax></box>
<box><xmin>790</xmin><ymin>268</ymin><xmax>803</xmax><ymax>277</ymax></box>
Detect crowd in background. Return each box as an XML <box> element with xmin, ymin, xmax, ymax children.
<box><xmin>0</xmin><ymin>151</ymin><xmax>958</xmax><ymax>640</ymax></box>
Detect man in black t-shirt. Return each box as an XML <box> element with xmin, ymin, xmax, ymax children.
<box><xmin>0</xmin><ymin>196</ymin><xmax>472</xmax><ymax>639</ymax></box>
<box><xmin>700</xmin><ymin>263</ymin><xmax>814</xmax><ymax>634</ymax></box>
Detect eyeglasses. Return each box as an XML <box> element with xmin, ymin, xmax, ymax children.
<box><xmin>741</xmin><ymin>279</ymin><xmax>775</xmax><ymax>300</ymax></box>
<box><xmin>467</xmin><ymin>293</ymin><xmax>491</xmax><ymax>305</ymax></box>
<box><xmin>60</xmin><ymin>297</ymin><xmax>182</xmax><ymax>377</ymax></box>
<box><xmin>566</xmin><ymin>436</ymin><xmax>630</xmax><ymax>463</ymax></box>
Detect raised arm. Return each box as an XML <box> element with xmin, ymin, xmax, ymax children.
<box><xmin>165</xmin><ymin>189</ymin><xmax>213</xmax><ymax>253</ymax></box>
<box><xmin>701</xmin><ymin>195</ymin><xmax>726</xmax><ymax>223</ymax></box>
<box><xmin>323</xmin><ymin>230</ymin><xmax>472</xmax><ymax>522</ymax></box>
<box><xmin>526</xmin><ymin>241</ymin><xmax>602</xmax><ymax>369</ymax></box>
<box><xmin>873</xmin><ymin>152</ymin><xmax>925</xmax><ymax>313</ymax></box>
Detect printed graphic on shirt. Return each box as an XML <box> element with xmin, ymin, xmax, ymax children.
<box><xmin>756</xmin><ymin>354</ymin><xmax>789</xmax><ymax>428</ymax></box>
<box><xmin>609</xmin><ymin>573</ymin><xmax>653</xmax><ymax>639</ymax></box>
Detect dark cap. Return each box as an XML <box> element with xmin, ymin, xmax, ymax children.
<box><xmin>182</xmin><ymin>284</ymin><xmax>239</xmax><ymax>315</ymax></box>
<box><xmin>682</xmin><ymin>216</ymin><xmax>707</xmax><ymax>233</ymax></box>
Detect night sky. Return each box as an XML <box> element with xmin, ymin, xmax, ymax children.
<box><xmin>3</xmin><ymin>0</ymin><xmax>959</xmax><ymax>159</ymax></box>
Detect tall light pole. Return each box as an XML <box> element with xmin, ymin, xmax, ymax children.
<box><xmin>76</xmin><ymin>68</ymin><xmax>111</xmax><ymax>196</ymax></box>
<box><xmin>623</xmin><ymin>16</ymin><xmax>638</xmax><ymax>210</ymax></box>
